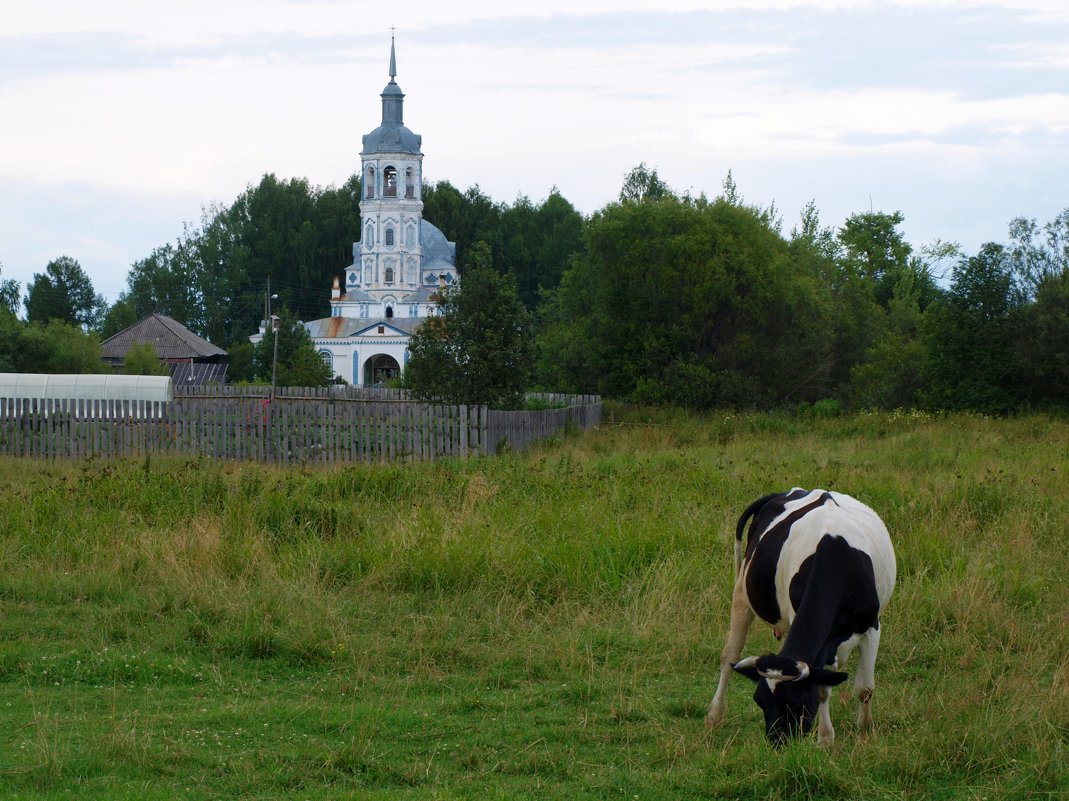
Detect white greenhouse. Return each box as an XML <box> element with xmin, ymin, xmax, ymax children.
<box><xmin>0</xmin><ymin>373</ymin><xmax>173</xmax><ymax>411</ymax></box>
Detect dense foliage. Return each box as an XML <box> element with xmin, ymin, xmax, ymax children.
<box><xmin>0</xmin><ymin>314</ymin><xmax>108</xmax><ymax>374</ymax></box>
<box><xmin>405</xmin><ymin>242</ymin><xmax>535</xmax><ymax>408</ymax></box>
<box><xmin>539</xmin><ymin>167</ymin><xmax>1069</xmax><ymax>412</ymax></box>
<box><xmin>5</xmin><ymin>165</ymin><xmax>1068</xmax><ymax>411</ymax></box>
<box><xmin>122</xmin><ymin>341</ymin><xmax>170</xmax><ymax>376</ymax></box>
<box><xmin>24</xmin><ymin>256</ymin><xmax>107</xmax><ymax>330</ymax></box>
<box><xmin>252</xmin><ymin>308</ymin><xmax>333</xmax><ymax>388</ymax></box>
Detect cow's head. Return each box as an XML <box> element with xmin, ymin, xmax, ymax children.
<box><xmin>733</xmin><ymin>655</ymin><xmax>848</xmax><ymax>746</ymax></box>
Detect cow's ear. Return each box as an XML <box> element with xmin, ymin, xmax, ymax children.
<box><xmin>732</xmin><ymin>656</ymin><xmax>762</xmax><ymax>683</ymax></box>
<box><xmin>808</xmin><ymin>668</ymin><xmax>849</xmax><ymax>687</ymax></box>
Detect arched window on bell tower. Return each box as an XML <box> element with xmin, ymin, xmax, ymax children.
<box><xmin>384</xmin><ymin>166</ymin><xmax>397</xmax><ymax>197</ymax></box>
<box><xmin>405</xmin><ymin>167</ymin><xmax>416</xmax><ymax>198</ymax></box>
<box><xmin>365</xmin><ymin>166</ymin><xmax>375</xmax><ymax>198</ymax></box>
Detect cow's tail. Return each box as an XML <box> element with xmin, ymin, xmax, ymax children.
<box><xmin>733</xmin><ymin>493</ymin><xmax>779</xmax><ymax>580</ymax></box>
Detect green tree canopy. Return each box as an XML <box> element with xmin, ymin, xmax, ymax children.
<box><xmin>541</xmin><ymin>171</ymin><xmax>838</xmax><ymax>408</ymax></box>
<box><xmin>113</xmin><ymin>173</ymin><xmax>361</xmax><ymax>348</ymax></box>
<box><xmin>0</xmin><ymin>262</ymin><xmax>19</xmax><ymax>317</ymax></box>
<box><xmin>0</xmin><ymin>318</ymin><xmax>109</xmax><ymax>375</ymax></box>
<box><xmin>253</xmin><ymin>309</ymin><xmax>332</xmax><ymax>388</ymax></box>
<box><xmin>24</xmin><ymin>256</ymin><xmax>107</xmax><ymax>330</ymax></box>
<box><xmin>922</xmin><ymin>243</ymin><xmax>1021</xmax><ymax>412</ymax></box>
<box><xmin>405</xmin><ymin>242</ymin><xmax>535</xmax><ymax>408</ymax></box>
<box><xmin>123</xmin><ymin>342</ymin><xmax>170</xmax><ymax>376</ymax></box>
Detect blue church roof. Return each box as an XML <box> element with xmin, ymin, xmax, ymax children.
<box><xmin>361</xmin><ymin>122</ymin><xmax>422</xmax><ymax>155</ymax></box>
<box><xmin>421</xmin><ymin>220</ymin><xmax>456</xmax><ymax>271</ymax></box>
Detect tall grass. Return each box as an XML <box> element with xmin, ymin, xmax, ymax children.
<box><xmin>0</xmin><ymin>410</ymin><xmax>1066</xmax><ymax>799</ymax></box>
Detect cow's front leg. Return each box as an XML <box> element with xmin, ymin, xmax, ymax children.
<box><xmin>854</xmin><ymin>625</ymin><xmax>880</xmax><ymax>736</ymax></box>
<box><xmin>706</xmin><ymin>578</ymin><xmax>755</xmax><ymax>728</ymax></box>
<box><xmin>816</xmin><ymin>685</ymin><xmax>835</xmax><ymax>746</ymax></box>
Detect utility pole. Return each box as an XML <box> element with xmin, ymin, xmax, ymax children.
<box><xmin>269</xmin><ymin>292</ymin><xmax>279</xmax><ymax>402</ymax></box>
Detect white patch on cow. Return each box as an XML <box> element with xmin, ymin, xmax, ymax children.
<box><xmin>770</xmin><ymin>490</ymin><xmax>896</xmax><ymax>628</ymax></box>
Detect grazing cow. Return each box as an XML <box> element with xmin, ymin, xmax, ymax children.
<box><xmin>705</xmin><ymin>489</ymin><xmax>896</xmax><ymax>746</ymax></box>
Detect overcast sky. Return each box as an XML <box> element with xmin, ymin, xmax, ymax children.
<box><xmin>2</xmin><ymin>0</ymin><xmax>1067</xmax><ymax>305</ymax></box>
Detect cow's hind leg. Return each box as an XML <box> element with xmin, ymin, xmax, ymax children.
<box><xmin>854</xmin><ymin>624</ymin><xmax>881</xmax><ymax>735</ymax></box>
<box><xmin>706</xmin><ymin>578</ymin><xmax>755</xmax><ymax>728</ymax></box>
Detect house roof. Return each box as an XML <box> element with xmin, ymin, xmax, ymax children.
<box><xmin>100</xmin><ymin>313</ymin><xmax>228</xmax><ymax>361</ymax></box>
<box><xmin>304</xmin><ymin>316</ymin><xmax>423</xmax><ymax>340</ymax></box>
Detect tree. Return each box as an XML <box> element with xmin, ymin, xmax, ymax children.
<box><xmin>1008</xmin><ymin>208</ymin><xmax>1069</xmax><ymax>299</ymax></box>
<box><xmin>921</xmin><ymin>243</ymin><xmax>1021</xmax><ymax>412</ymax></box>
<box><xmin>405</xmin><ymin>242</ymin><xmax>535</xmax><ymax>408</ymax></box>
<box><xmin>618</xmin><ymin>163</ymin><xmax>672</xmax><ymax>204</ymax></box>
<box><xmin>252</xmin><ymin>309</ymin><xmax>332</xmax><ymax>387</ymax></box>
<box><xmin>225</xmin><ymin>340</ymin><xmax>256</xmax><ymax>384</ymax></box>
<box><xmin>838</xmin><ymin>211</ymin><xmax>913</xmax><ymax>308</ymax></box>
<box><xmin>1011</xmin><ymin>270</ymin><xmax>1069</xmax><ymax>406</ymax></box>
<box><xmin>497</xmin><ymin>189</ymin><xmax>585</xmax><ymax>310</ymax></box>
<box><xmin>421</xmin><ymin>180</ymin><xmax>505</xmax><ymax>276</ymax></box>
<box><xmin>24</xmin><ymin>256</ymin><xmax>107</xmax><ymax>330</ymax></box>
<box><xmin>544</xmin><ymin>173</ymin><xmax>842</xmax><ymax>409</ymax></box>
<box><xmin>0</xmin><ymin>312</ymin><xmax>23</xmax><ymax>371</ymax></box>
<box><xmin>99</xmin><ymin>298</ymin><xmax>141</xmax><ymax>340</ymax></box>
<box><xmin>0</xmin><ymin>316</ymin><xmax>108</xmax><ymax>374</ymax></box>
<box><xmin>123</xmin><ymin>342</ymin><xmax>170</xmax><ymax>376</ymax></box>
<box><xmin>0</xmin><ymin>262</ymin><xmax>19</xmax><ymax>316</ymax></box>
<box><xmin>113</xmin><ymin>172</ymin><xmax>361</xmax><ymax>350</ymax></box>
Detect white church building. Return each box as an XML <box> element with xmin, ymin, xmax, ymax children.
<box><xmin>256</xmin><ymin>39</ymin><xmax>458</xmax><ymax>386</ymax></box>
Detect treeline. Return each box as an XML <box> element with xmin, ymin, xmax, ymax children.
<box><xmin>539</xmin><ymin>167</ymin><xmax>1069</xmax><ymax>413</ymax></box>
<box><xmin>3</xmin><ymin>165</ymin><xmax>1067</xmax><ymax>412</ymax></box>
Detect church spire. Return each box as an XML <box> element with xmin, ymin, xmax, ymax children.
<box><xmin>380</xmin><ymin>33</ymin><xmax>404</xmax><ymax>125</ymax></box>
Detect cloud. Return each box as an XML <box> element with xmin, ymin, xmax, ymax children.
<box><xmin>0</xmin><ymin>30</ymin><xmax>386</xmax><ymax>84</ymax></box>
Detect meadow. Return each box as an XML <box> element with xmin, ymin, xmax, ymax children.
<box><xmin>0</xmin><ymin>408</ymin><xmax>1066</xmax><ymax>800</ymax></box>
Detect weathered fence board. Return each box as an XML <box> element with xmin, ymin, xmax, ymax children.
<box><xmin>0</xmin><ymin>389</ymin><xmax>601</xmax><ymax>464</ymax></box>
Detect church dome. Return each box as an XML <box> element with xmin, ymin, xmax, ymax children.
<box><xmin>361</xmin><ymin>122</ymin><xmax>422</xmax><ymax>156</ymax></box>
<box><xmin>421</xmin><ymin>220</ymin><xmax>456</xmax><ymax>272</ymax></box>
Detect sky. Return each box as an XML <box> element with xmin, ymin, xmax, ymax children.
<box><xmin>2</xmin><ymin>0</ymin><xmax>1068</xmax><ymax>306</ymax></box>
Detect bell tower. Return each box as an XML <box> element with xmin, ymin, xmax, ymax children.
<box><xmin>348</xmin><ymin>36</ymin><xmax>425</xmax><ymax>308</ymax></box>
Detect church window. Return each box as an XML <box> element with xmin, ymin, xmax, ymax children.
<box><xmin>319</xmin><ymin>350</ymin><xmax>333</xmax><ymax>369</ymax></box>
<box><xmin>365</xmin><ymin>167</ymin><xmax>375</xmax><ymax>198</ymax></box>
<box><xmin>405</xmin><ymin>168</ymin><xmax>416</xmax><ymax>198</ymax></box>
<box><xmin>385</xmin><ymin>227</ymin><xmax>395</xmax><ymax>247</ymax></box>
<box><xmin>384</xmin><ymin>267</ymin><xmax>394</xmax><ymax>284</ymax></box>
<box><xmin>384</xmin><ymin>166</ymin><xmax>397</xmax><ymax>197</ymax></box>
<box><xmin>386</xmin><ymin>306</ymin><xmax>394</xmax><ymax>318</ymax></box>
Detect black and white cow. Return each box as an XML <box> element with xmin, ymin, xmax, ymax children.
<box><xmin>705</xmin><ymin>489</ymin><xmax>896</xmax><ymax>746</ymax></box>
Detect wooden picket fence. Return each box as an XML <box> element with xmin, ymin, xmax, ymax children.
<box><xmin>0</xmin><ymin>390</ymin><xmax>601</xmax><ymax>464</ymax></box>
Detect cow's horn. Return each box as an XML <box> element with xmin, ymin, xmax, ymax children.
<box><xmin>733</xmin><ymin>656</ymin><xmax>759</xmax><ymax>670</ymax></box>
<box><xmin>792</xmin><ymin>661</ymin><xmax>810</xmax><ymax>682</ymax></box>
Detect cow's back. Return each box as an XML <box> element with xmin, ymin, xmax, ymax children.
<box><xmin>743</xmin><ymin>489</ymin><xmax>896</xmax><ymax>631</ymax></box>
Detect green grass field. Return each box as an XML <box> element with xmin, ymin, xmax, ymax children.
<box><xmin>1</xmin><ymin>408</ymin><xmax>1066</xmax><ymax>800</ymax></box>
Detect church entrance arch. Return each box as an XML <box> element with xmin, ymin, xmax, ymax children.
<box><xmin>364</xmin><ymin>353</ymin><xmax>400</xmax><ymax>386</ymax></box>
